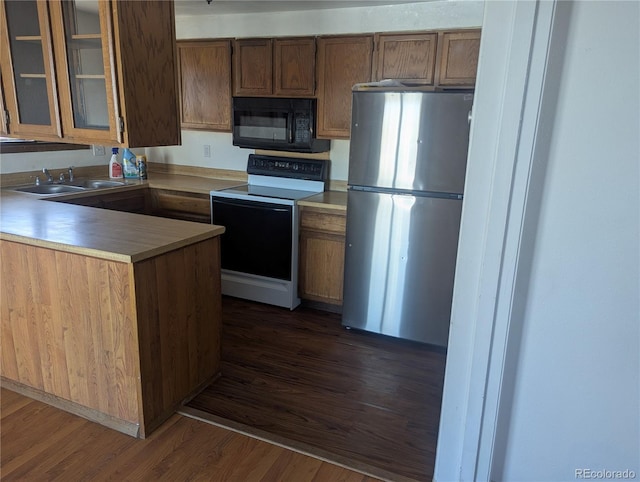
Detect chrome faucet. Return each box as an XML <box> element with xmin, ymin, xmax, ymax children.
<box><xmin>68</xmin><ymin>166</ymin><xmax>74</xmax><ymax>182</ymax></box>
<box><xmin>42</xmin><ymin>168</ymin><xmax>53</xmax><ymax>183</ymax></box>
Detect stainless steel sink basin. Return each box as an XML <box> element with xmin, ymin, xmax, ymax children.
<box><xmin>14</xmin><ymin>184</ymin><xmax>87</xmax><ymax>194</ymax></box>
<box><xmin>71</xmin><ymin>179</ymin><xmax>127</xmax><ymax>189</ymax></box>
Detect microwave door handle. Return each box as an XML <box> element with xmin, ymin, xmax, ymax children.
<box><xmin>287</xmin><ymin>112</ymin><xmax>294</xmax><ymax>144</ymax></box>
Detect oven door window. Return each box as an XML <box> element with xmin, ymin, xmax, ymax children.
<box><xmin>212</xmin><ymin>197</ymin><xmax>293</xmax><ymax>280</ymax></box>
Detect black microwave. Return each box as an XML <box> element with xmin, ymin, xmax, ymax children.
<box><xmin>232</xmin><ymin>97</ymin><xmax>330</xmax><ymax>153</ymax></box>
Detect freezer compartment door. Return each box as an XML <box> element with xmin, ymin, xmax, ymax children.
<box><xmin>342</xmin><ymin>190</ymin><xmax>462</xmax><ymax>346</ymax></box>
<box><xmin>348</xmin><ymin>91</ymin><xmax>473</xmax><ymax>193</ymax></box>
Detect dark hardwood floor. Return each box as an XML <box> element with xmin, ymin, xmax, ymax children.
<box><xmin>185</xmin><ymin>297</ymin><xmax>448</xmax><ymax>482</ymax></box>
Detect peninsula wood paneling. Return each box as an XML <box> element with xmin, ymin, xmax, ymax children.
<box><xmin>0</xmin><ymin>240</ymin><xmax>141</xmax><ymax>425</ymax></box>
<box><xmin>134</xmin><ymin>237</ymin><xmax>222</xmax><ymax>433</ymax></box>
<box><xmin>0</xmin><ymin>236</ymin><xmax>223</xmax><ymax>438</ymax></box>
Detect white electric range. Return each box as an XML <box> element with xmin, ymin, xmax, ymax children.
<box><xmin>210</xmin><ymin>154</ymin><xmax>327</xmax><ymax>309</ymax></box>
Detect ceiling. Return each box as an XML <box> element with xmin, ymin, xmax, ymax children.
<box><xmin>174</xmin><ymin>0</ymin><xmax>433</xmax><ymax>16</ymax></box>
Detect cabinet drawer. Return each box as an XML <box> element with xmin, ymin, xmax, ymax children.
<box><xmin>300</xmin><ymin>208</ymin><xmax>346</xmax><ymax>234</ymax></box>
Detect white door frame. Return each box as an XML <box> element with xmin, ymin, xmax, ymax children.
<box><xmin>434</xmin><ymin>1</ymin><xmax>560</xmax><ymax>479</ymax></box>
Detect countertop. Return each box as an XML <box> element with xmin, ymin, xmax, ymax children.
<box><xmin>0</xmin><ymin>172</ymin><xmax>346</xmax><ymax>262</ymax></box>
<box><xmin>298</xmin><ymin>190</ymin><xmax>348</xmax><ymax>211</ymax></box>
<box><xmin>0</xmin><ymin>181</ymin><xmax>227</xmax><ymax>263</ymax></box>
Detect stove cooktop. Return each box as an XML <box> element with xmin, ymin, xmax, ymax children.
<box><xmin>215</xmin><ymin>184</ymin><xmax>320</xmax><ymax>202</ymax></box>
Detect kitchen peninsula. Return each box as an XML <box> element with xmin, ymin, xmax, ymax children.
<box><xmin>0</xmin><ymin>187</ymin><xmax>226</xmax><ymax>438</ymax></box>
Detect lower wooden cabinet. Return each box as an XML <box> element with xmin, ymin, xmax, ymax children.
<box><xmin>55</xmin><ymin>188</ymin><xmax>150</xmax><ymax>214</ymax></box>
<box><xmin>149</xmin><ymin>189</ymin><xmax>211</xmax><ymax>223</ymax></box>
<box><xmin>298</xmin><ymin>206</ymin><xmax>346</xmax><ymax>307</ymax></box>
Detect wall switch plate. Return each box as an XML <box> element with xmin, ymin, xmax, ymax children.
<box><xmin>92</xmin><ymin>145</ymin><xmax>106</xmax><ymax>156</ymax></box>
<box><xmin>204</xmin><ymin>144</ymin><xmax>211</xmax><ymax>158</ymax></box>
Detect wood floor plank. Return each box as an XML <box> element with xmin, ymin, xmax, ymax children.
<box><xmin>187</xmin><ymin>296</ymin><xmax>447</xmax><ymax>481</ymax></box>
<box><xmin>0</xmin><ymin>388</ymin><xmax>374</xmax><ymax>481</ymax></box>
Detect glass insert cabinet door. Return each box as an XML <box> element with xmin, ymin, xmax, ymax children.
<box><xmin>49</xmin><ymin>0</ymin><xmax>121</xmax><ymax>144</ymax></box>
<box><xmin>0</xmin><ymin>0</ymin><xmax>62</xmax><ymax>138</ymax></box>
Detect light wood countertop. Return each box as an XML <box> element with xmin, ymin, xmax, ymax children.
<box><xmin>0</xmin><ymin>169</ymin><xmax>349</xmax><ymax>261</ymax></box>
<box><xmin>146</xmin><ymin>173</ymin><xmax>246</xmax><ymax>194</ymax></box>
<box><xmin>0</xmin><ymin>188</ymin><xmax>224</xmax><ymax>263</ymax></box>
<box><xmin>299</xmin><ymin>191</ymin><xmax>348</xmax><ymax>211</ymax></box>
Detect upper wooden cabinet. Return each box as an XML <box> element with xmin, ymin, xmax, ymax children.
<box><xmin>0</xmin><ymin>0</ymin><xmax>180</xmax><ymax>147</ymax></box>
<box><xmin>273</xmin><ymin>37</ymin><xmax>315</xmax><ymax>96</ymax></box>
<box><xmin>233</xmin><ymin>37</ymin><xmax>315</xmax><ymax>97</ymax></box>
<box><xmin>437</xmin><ymin>29</ymin><xmax>481</xmax><ymax>87</ymax></box>
<box><xmin>233</xmin><ymin>38</ymin><xmax>272</xmax><ymax>96</ymax></box>
<box><xmin>373</xmin><ymin>32</ymin><xmax>438</xmax><ymax>85</ymax></box>
<box><xmin>316</xmin><ymin>35</ymin><xmax>373</xmax><ymax>139</ymax></box>
<box><xmin>178</xmin><ymin>40</ymin><xmax>232</xmax><ymax>131</ymax></box>
<box><xmin>0</xmin><ymin>0</ymin><xmax>61</xmax><ymax>140</ymax></box>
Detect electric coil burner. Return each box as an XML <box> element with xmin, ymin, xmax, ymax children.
<box><xmin>210</xmin><ymin>154</ymin><xmax>327</xmax><ymax>309</ymax></box>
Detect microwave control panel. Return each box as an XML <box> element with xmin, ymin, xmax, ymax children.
<box><xmin>295</xmin><ymin>113</ymin><xmax>311</xmax><ymax>143</ymax></box>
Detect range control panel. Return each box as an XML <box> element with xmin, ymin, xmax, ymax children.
<box><xmin>247</xmin><ymin>154</ymin><xmax>326</xmax><ymax>181</ymax></box>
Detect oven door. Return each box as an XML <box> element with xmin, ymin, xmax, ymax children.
<box><xmin>211</xmin><ymin>196</ymin><xmax>293</xmax><ymax>280</ymax></box>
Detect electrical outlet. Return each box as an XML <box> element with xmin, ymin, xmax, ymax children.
<box><xmin>204</xmin><ymin>144</ymin><xmax>211</xmax><ymax>158</ymax></box>
<box><xmin>92</xmin><ymin>145</ymin><xmax>106</xmax><ymax>156</ymax></box>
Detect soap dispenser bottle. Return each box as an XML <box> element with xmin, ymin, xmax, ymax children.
<box><xmin>109</xmin><ymin>148</ymin><xmax>123</xmax><ymax>179</ymax></box>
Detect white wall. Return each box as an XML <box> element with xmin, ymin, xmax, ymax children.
<box><xmin>0</xmin><ymin>148</ymin><xmax>110</xmax><ymax>174</ymax></box>
<box><xmin>438</xmin><ymin>0</ymin><xmax>639</xmax><ymax>479</ymax></box>
<box><xmin>495</xmin><ymin>1</ymin><xmax>639</xmax><ymax>479</ymax></box>
<box><xmin>148</xmin><ymin>1</ymin><xmax>483</xmax><ymax>180</ymax></box>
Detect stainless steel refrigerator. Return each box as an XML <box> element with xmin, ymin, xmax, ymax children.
<box><xmin>342</xmin><ymin>89</ymin><xmax>473</xmax><ymax>347</ymax></box>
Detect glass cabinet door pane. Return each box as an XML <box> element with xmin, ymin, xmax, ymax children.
<box><xmin>61</xmin><ymin>0</ymin><xmax>109</xmax><ymax>130</ymax></box>
<box><xmin>4</xmin><ymin>0</ymin><xmax>51</xmax><ymax>125</ymax></box>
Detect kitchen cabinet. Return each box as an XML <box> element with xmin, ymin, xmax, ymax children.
<box><xmin>373</xmin><ymin>32</ymin><xmax>438</xmax><ymax>85</ymax></box>
<box><xmin>316</xmin><ymin>35</ymin><xmax>373</xmax><ymax>139</ymax></box>
<box><xmin>177</xmin><ymin>40</ymin><xmax>232</xmax><ymax>131</ymax></box>
<box><xmin>233</xmin><ymin>38</ymin><xmax>272</xmax><ymax>96</ymax></box>
<box><xmin>273</xmin><ymin>37</ymin><xmax>316</xmax><ymax>96</ymax></box>
<box><xmin>0</xmin><ymin>0</ymin><xmax>61</xmax><ymax>140</ymax></box>
<box><xmin>436</xmin><ymin>29</ymin><xmax>481</xmax><ymax>87</ymax></box>
<box><xmin>233</xmin><ymin>37</ymin><xmax>316</xmax><ymax>97</ymax></box>
<box><xmin>299</xmin><ymin>206</ymin><xmax>346</xmax><ymax>308</ymax></box>
<box><xmin>0</xmin><ymin>0</ymin><xmax>180</xmax><ymax>147</ymax></box>
<box><xmin>150</xmin><ymin>188</ymin><xmax>211</xmax><ymax>223</ymax></box>
<box><xmin>55</xmin><ymin>187</ymin><xmax>150</xmax><ymax>214</ymax></box>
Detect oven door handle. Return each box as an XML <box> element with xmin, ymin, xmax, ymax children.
<box><xmin>212</xmin><ymin>197</ymin><xmax>291</xmax><ymax>212</ymax></box>
<box><xmin>287</xmin><ymin>112</ymin><xmax>294</xmax><ymax>144</ymax></box>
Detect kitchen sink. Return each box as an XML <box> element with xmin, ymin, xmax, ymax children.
<box><xmin>9</xmin><ymin>178</ymin><xmax>130</xmax><ymax>196</ymax></box>
<box><xmin>71</xmin><ymin>179</ymin><xmax>127</xmax><ymax>189</ymax></box>
<box><xmin>14</xmin><ymin>184</ymin><xmax>87</xmax><ymax>194</ymax></box>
